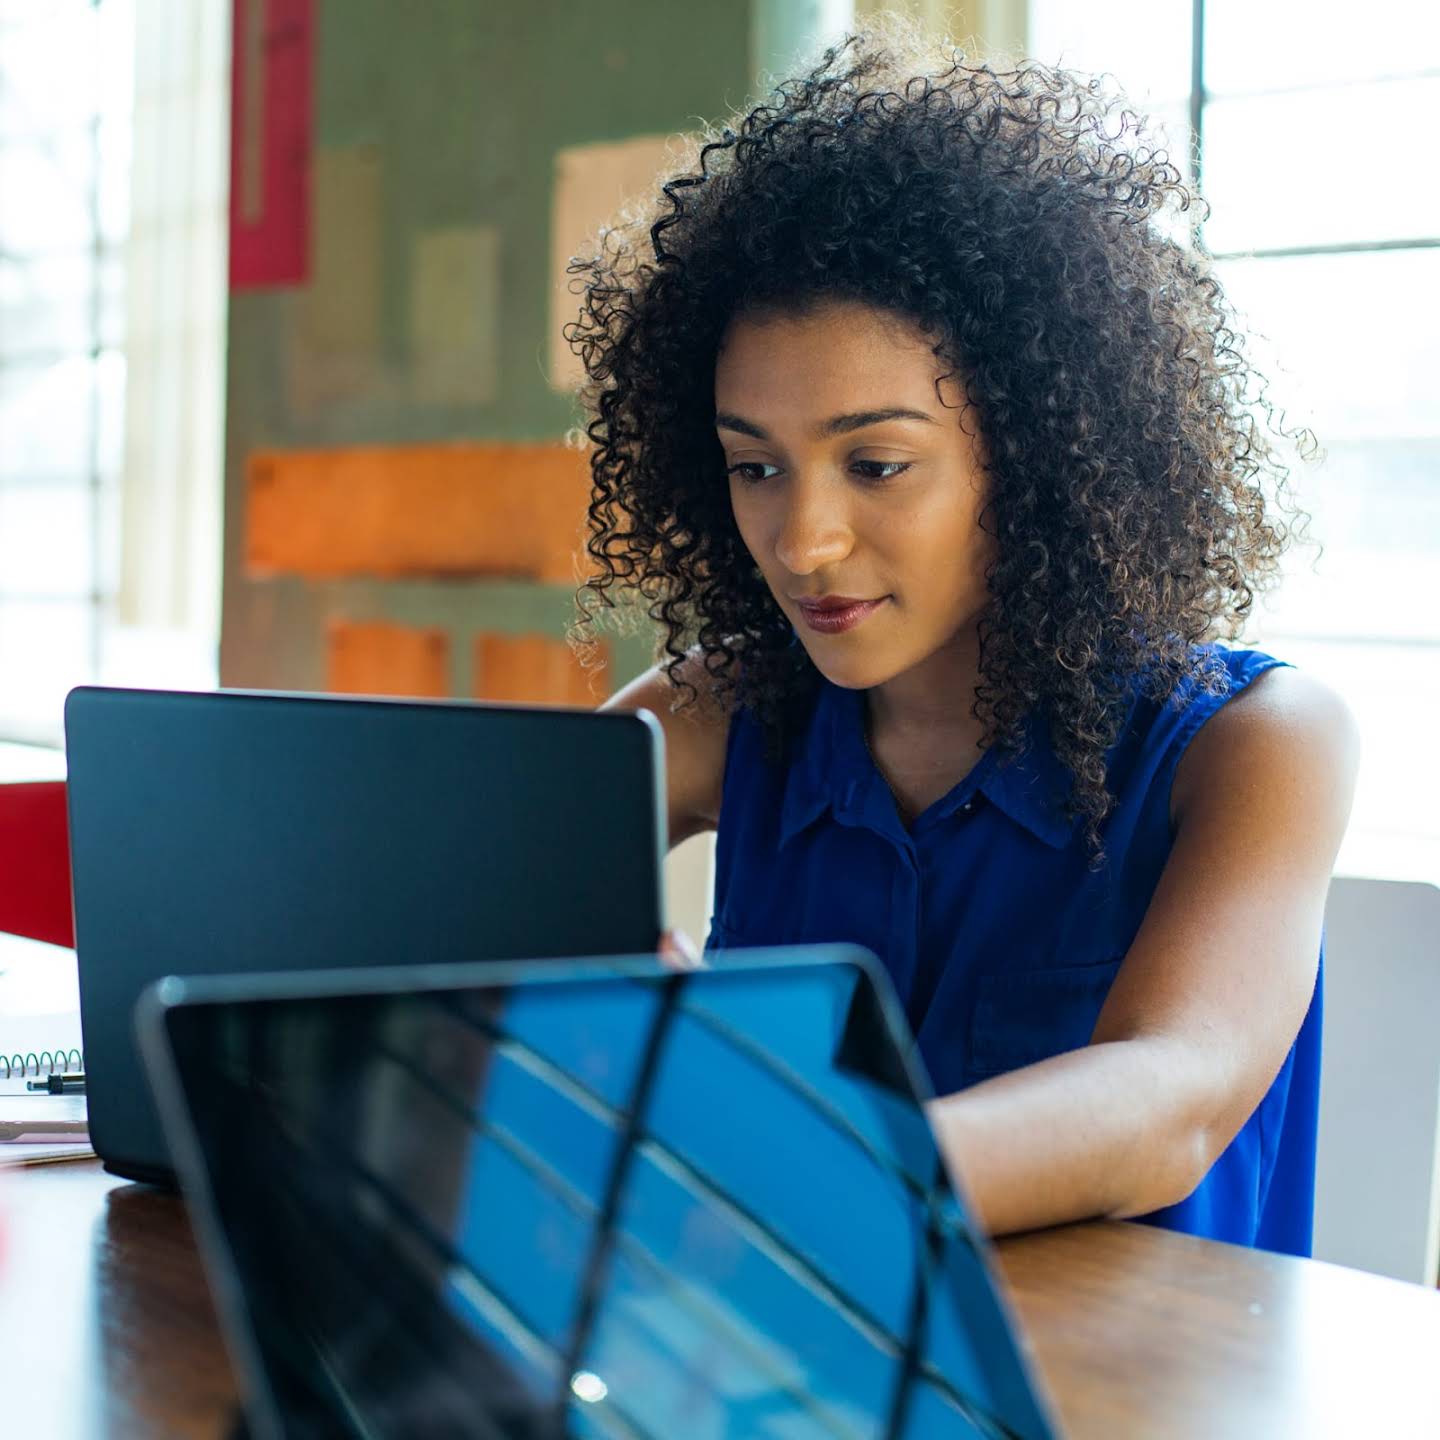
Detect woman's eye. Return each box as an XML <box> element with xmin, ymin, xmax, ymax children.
<box><xmin>851</xmin><ymin>459</ymin><xmax>912</xmax><ymax>482</ymax></box>
<box><xmin>725</xmin><ymin>459</ymin><xmax>910</xmax><ymax>484</ymax></box>
<box><xmin>727</xmin><ymin>461</ymin><xmax>781</xmax><ymax>484</ymax></box>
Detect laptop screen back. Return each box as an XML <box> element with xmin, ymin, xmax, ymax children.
<box><xmin>64</xmin><ymin>686</ymin><xmax>664</xmax><ymax>1180</ymax></box>
<box><xmin>151</xmin><ymin>955</ymin><xmax>1057</xmax><ymax>1440</ymax></box>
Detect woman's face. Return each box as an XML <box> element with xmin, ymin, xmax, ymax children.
<box><xmin>715</xmin><ymin>299</ymin><xmax>994</xmax><ymax>692</ymax></box>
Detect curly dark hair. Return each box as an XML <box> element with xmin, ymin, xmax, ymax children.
<box><xmin>568</xmin><ymin>23</ymin><xmax>1311</xmax><ymax>851</ymax></box>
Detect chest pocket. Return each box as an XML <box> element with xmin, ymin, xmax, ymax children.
<box><xmin>965</xmin><ymin>957</ymin><xmax>1125</xmax><ymax>1085</ymax></box>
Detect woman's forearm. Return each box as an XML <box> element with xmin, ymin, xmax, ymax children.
<box><xmin>926</xmin><ymin>1036</ymin><xmax>1223</xmax><ymax>1237</ymax></box>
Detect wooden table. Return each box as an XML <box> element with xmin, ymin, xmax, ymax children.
<box><xmin>3</xmin><ymin>1159</ymin><xmax>1439</xmax><ymax>1438</ymax></box>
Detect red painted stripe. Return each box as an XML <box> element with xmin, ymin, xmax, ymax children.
<box><xmin>229</xmin><ymin>0</ymin><xmax>314</xmax><ymax>290</ymax></box>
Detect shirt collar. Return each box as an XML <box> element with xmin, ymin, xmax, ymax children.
<box><xmin>975</xmin><ymin>713</ymin><xmax>1079</xmax><ymax>848</ymax></box>
<box><xmin>777</xmin><ymin>681</ymin><xmax>853</xmax><ymax>846</ymax></box>
<box><xmin>778</xmin><ymin>681</ymin><xmax>1080</xmax><ymax>850</ymax></box>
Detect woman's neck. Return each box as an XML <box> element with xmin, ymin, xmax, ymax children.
<box><xmin>860</xmin><ymin>622</ymin><xmax>989</xmax><ymax>825</ymax></box>
<box><xmin>865</xmin><ymin>620</ymin><xmax>984</xmax><ymax>746</ymax></box>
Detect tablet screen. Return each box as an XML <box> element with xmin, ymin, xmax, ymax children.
<box><xmin>159</xmin><ymin>959</ymin><xmax>1056</xmax><ymax>1440</ymax></box>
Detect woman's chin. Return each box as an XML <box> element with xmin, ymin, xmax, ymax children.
<box><xmin>798</xmin><ymin>639</ymin><xmax>895</xmax><ymax>692</ymax></box>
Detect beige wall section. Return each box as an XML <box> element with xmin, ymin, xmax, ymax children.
<box><xmin>852</xmin><ymin>0</ymin><xmax>1028</xmax><ymax>57</ymax></box>
<box><xmin>548</xmin><ymin>134</ymin><xmax>686</xmax><ymax>394</ymax></box>
<box><xmin>666</xmin><ymin>833</ymin><xmax>718</xmax><ymax>948</ymax></box>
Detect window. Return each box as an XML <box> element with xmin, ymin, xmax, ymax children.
<box><xmin>1030</xmin><ymin>0</ymin><xmax>1440</xmax><ymax>880</ymax></box>
<box><xmin>0</xmin><ymin>0</ymin><xmax>224</xmax><ymax>755</ymax></box>
<box><xmin>0</xmin><ymin>0</ymin><xmax>132</xmax><ymax>744</ymax></box>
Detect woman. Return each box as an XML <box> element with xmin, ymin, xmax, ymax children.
<box><xmin>576</xmin><ymin>28</ymin><xmax>1357</xmax><ymax>1254</ymax></box>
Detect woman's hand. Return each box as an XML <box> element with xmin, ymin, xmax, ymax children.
<box><xmin>657</xmin><ymin>929</ymin><xmax>704</xmax><ymax>971</ymax></box>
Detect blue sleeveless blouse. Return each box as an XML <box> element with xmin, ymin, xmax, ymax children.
<box><xmin>706</xmin><ymin>646</ymin><xmax>1322</xmax><ymax>1257</ymax></box>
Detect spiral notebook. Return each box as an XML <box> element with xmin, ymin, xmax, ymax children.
<box><xmin>0</xmin><ymin>933</ymin><xmax>92</xmax><ymax>1163</ymax></box>
<box><xmin>0</xmin><ymin>1095</ymin><xmax>91</xmax><ymax>1165</ymax></box>
<box><xmin>1</xmin><ymin>1043</ymin><xmax>84</xmax><ymax>1087</ymax></box>
<box><xmin>0</xmin><ymin>1049</ymin><xmax>91</xmax><ymax>1166</ymax></box>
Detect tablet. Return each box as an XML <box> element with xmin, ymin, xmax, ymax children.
<box><xmin>65</xmin><ymin>685</ymin><xmax>664</xmax><ymax>1183</ymax></box>
<box><xmin>137</xmin><ymin>948</ymin><xmax>1059</xmax><ymax>1440</ymax></box>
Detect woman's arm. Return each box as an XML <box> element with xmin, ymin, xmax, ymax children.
<box><xmin>928</xmin><ymin>666</ymin><xmax>1360</xmax><ymax>1236</ymax></box>
<box><xmin>601</xmin><ymin>651</ymin><xmax>730</xmax><ymax>850</ymax></box>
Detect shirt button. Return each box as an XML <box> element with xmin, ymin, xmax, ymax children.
<box><xmin>960</xmin><ymin>800</ymin><xmax>975</xmax><ymax>814</ymax></box>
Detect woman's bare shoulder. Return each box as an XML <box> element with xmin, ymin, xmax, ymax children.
<box><xmin>604</xmin><ymin>648</ymin><xmax>731</xmax><ymax>721</ymax></box>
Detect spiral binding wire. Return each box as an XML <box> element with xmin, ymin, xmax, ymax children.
<box><xmin>1</xmin><ymin>1047</ymin><xmax>84</xmax><ymax>1080</ymax></box>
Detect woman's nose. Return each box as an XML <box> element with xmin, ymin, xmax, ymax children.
<box><xmin>773</xmin><ymin>477</ymin><xmax>854</xmax><ymax>576</ymax></box>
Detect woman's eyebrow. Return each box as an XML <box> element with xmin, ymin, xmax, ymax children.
<box><xmin>715</xmin><ymin>407</ymin><xmax>939</xmax><ymax>439</ymax></box>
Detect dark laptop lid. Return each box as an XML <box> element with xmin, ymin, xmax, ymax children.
<box><xmin>138</xmin><ymin>950</ymin><xmax>1059</xmax><ymax>1440</ymax></box>
<box><xmin>64</xmin><ymin>686</ymin><xmax>665</xmax><ymax>1183</ymax></box>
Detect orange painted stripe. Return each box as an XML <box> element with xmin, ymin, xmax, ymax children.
<box><xmin>326</xmin><ymin>619</ymin><xmax>449</xmax><ymax>698</ymax></box>
<box><xmin>474</xmin><ymin>632</ymin><xmax>608</xmax><ymax>707</ymax></box>
<box><xmin>246</xmin><ymin>442</ymin><xmax>593</xmax><ymax>583</ymax></box>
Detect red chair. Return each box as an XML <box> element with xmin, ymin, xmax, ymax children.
<box><xmin>0</xmin><ymin>782</ymin><xmax>74</xmax><ymax>947</ymax></box>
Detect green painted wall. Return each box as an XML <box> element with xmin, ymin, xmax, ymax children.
<box><xmin>220</xmin><ymin>0</ymin><xmax>759</xmax><ymax>694</ymax></box>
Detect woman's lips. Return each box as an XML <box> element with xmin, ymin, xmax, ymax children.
<box><xmin>794</xmin><ymin>596</ymin><xmax>888</xmax><ymax>635</ymax></box>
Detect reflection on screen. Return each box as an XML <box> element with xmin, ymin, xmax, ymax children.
<box><xmin>166</xmin><ymin>962</ymin><xmax>1056</xmax><ymax>1439</ymax></box>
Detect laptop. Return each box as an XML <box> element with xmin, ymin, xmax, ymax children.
<box><xmin>137</xmin><ymin>947</ymin><xmax>1061</xmax><ymax>1440</ymax></box>
<box><xmin>64</xmin><ymin>686</ymin><xmax>665</xmax><ymax>1184</ymax></box>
